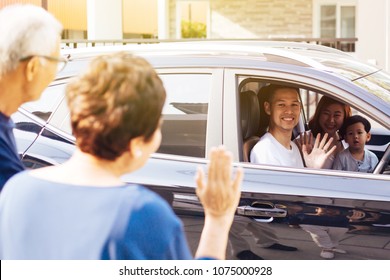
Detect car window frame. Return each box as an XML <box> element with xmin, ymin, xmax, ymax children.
<box><xmin>44</xmin><ymin>67</ymin><xmax>224</xmax><ymax>160</ymax></box>
<box><xmin>156</xmin><ymin>68</ymin><xmax>224</xmax><ymax>159</ymax></box>
<box><xmin>225</xmin><ymin>68</ymin><xmax>390</xmax><ymax>178</ymax></box>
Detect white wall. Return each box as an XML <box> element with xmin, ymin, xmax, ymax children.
<box><xmin>158</xmin><ymin>0</ymin><xmax>169</xmax><ymax>39</ymax></box>
<box><xmin>356</xmin><ymin>0</ymin><xmax>390</xmax><ymax>71</ymax></box>
<box><xmin>87</xmin><ymin>0</ymin><xmax>123</xmax><ymax>40</ymax></box>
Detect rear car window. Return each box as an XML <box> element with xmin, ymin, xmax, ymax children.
<box><xmin>158</xmin><ymin>73</ymin><xmax>211</xmax><ymax>158</ymax></box>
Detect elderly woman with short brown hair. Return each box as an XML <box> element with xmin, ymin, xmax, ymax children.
<box><xmin>0</xmin><ymin>52</ymin><xmax>242</xmax><ymax>260</ymax></box>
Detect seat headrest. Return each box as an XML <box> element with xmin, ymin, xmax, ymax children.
<box><xmin>240</xmin><ymin>90</ymin><xmax>260</xmax><ymax>139</ymax></box>
<box><xmin>257</xmin><ymin>86</ymin><xmax>271</xmax><ymax>137</ymax></box>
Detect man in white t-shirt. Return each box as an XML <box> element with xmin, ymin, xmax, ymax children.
<box><xmin>251</xmin><ymin>85</ymin><xmax>335</xmax><ymax>168</ymax></box>
<box><xmin>231</xmin><ymin>85</ymin><xmax>336</xmax><ymax>260</ymax></box>
<box><xmin>251</xmin><ymin>132</ymin><xmax>304</xmax><ymax>167</ymax></box>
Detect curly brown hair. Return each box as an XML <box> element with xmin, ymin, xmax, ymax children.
<box><xmin>66</xmin><ymin>52</ymin><xmax>166</xmax><ymax>160</ymax></box>
<box><xmin>308</xmin><ymin>96</ymin><xmax>352</xmax><ymax>137</ymax></box>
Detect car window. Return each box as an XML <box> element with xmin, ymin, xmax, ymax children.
<box><xmin>157</xmin><ymin>73</ymin><xmax>211</xmax><ymax>158</ymax></box>
<box><xmin>21</xmin><ymin>83</ymin><xmax>65</xmax><ymax>122</ymax></box>
<box><xmin>301</xmin><ymin>92</ymin><xmax>390</xmax><ymax>163</ymax></box>
<box><xmin>237</xmin><ymin>76</ymin><xmax>390</xmax><ymax>174</ymax></box>
<box><xmin>45</xmin><ymin>73</ymin><xmax>211</xmax><ymax>159</ymax></box>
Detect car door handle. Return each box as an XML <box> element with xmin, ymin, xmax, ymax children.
<box><xmin>237</xmin><ymin>205</ymin><xmax>287</xmax><ymax>218</ymax></box>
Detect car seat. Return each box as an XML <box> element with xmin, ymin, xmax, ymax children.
<box><xmin>240</xmin><ymin>90</ymin><xmax>261</xmax><ymax>162</ymax></box>
<box><xmin>257</xmin><ymin>85</ymin><xmax>271</xmax><ymax>138</ymax></box>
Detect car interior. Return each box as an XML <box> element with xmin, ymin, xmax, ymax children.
<box><xmin>238</xmin><ymin>78</ymin><xmax>390</xmax><ymax>174</ymax></box>
<box><xmin>240</xmin><ymin>89</ymin><xmax>260</xmax><ymax>162</ymax></box>
<box><xmin>239</xmin><ymin>79</ymin><xmax>306</xmax><ymax>162</ymax></box>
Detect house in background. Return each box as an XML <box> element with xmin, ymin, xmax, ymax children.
<box><xmin>0</xmin><ymin>0</ymin><xmax>158</xmax><ymax>39</ymax></box>
<box><xmin>0</xmin><ymin>0</ymin><xmax>389</xmax><ymax>71</ymax></box>
<box><xmin>161</xmin><ymin>0</ymin><xmax>389</xmax><ymax>71</ymax></box>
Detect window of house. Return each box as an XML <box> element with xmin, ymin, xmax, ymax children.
<box><xmin>314</xmin><ymin>0</ymin><xmax>356</xmax><ymax>52</ymax></box>
<box><xmin>340</xmin><ymin>6</ymin><xmax>356</xmax><ymax>38</ymax></box>
<box><xmin>320</xmin><ymin>5</ymin><xmax>337</xmax><ymax>38</ymax></box>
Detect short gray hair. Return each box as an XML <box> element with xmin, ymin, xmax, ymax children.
<box><xmin>0</xmin><ymin>4</ymin><xmax>63</xmax><ymax>77</ymax></box>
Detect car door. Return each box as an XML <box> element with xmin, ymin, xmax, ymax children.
<box><xmin>12</xmin><ymin>79</ymin><xmax>75</xmax><ymax>168</ymax></box>
<box><xmin>13</xmin><ymin>55</ymin><xmax>389</xmax><ymax>260</ymax></box>
<box><xmin>120</xmin><ymin>67</ymin><xmax>226</xmax><ymax>253</ymax></box>
<box><xmin>221</xmin><ymin>67</ymin><xmax>390</xmax><ymax>260</ymax></box>
<box><xmin>15</xmin><ymin>57</ymin><xmax>92</xmax><ymax>167</ymax></box>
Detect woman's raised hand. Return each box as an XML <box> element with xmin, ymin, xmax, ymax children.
<box><xmin>195</xmin><ymin>146</ymin><xmax>243</xmax><ymax>219</ymax></box>
<box><xmin>302</xmin><ymin>133</ymin><xmax>337</xmax><ymax>169</ymax></box>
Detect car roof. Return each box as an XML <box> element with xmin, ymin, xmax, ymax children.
<box><xmin>62</xmin><ymin>40</ymin><xmax>383</xmax><ymax>80</ymax></box>
<box><xmin>59</xmin><ymin>41</ymin><xmax>389</xmax><ymax>120</ymax></box>
<box><xmin>62</xmin><ymin>39</ymin><xmax>348</xmax><ymax>57</ymax></box>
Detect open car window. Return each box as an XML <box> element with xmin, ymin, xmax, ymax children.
<box><xmin>157</xmin><ymin>73</ymin><xmax>211</xmax><ymax>158</ymax></box>
<box><xmin>238</xmin><ymin>76</ymin><xmax>390</xmax><ymax>175</ymax></box>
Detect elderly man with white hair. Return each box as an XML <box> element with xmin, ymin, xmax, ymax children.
<box><xmin>0</xmin><ymin>4</ymin><xmax>64</xmax><ymax>190</ymax></box>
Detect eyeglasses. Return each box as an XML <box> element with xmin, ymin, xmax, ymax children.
<box><xmin>20</xmin><ymin>55</ymin><xmax>68</xmax><ymax>73</ymax></box>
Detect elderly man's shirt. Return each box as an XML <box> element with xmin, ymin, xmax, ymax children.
<box><xmin>0</xmin><ymin>112</ymin><xmax>25</xmax><ymax>191</ymax></box>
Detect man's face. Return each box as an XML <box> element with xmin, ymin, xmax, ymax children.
<box><xmin>24</xmin><ymin>37</ymin><xmax>61</xmax><ymax>102</ymax></box>
<box><xmin>265</xmin><ymin>88</ymin><xmax>301</xmax><ymax>132</ymax></box>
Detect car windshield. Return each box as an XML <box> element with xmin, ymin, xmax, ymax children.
<box><xmin>350</xmin><ymin>70</ymin><xmax>390</xmax><ymax>104</ymax></box>
<box><xmin>321</xmin><ymin>58</ymin><xmax>390</xmax><ymax>104</ymax></box>
<box><xmin>297</xmin><ymin>50</ymin><xmax>390</xmax><ymax>104</ymax></box>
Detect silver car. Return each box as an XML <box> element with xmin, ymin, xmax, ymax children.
<box><xmin>13</xmin><ymin>41</ymin><xmax>390</xmax><ymax>259</ymax></box>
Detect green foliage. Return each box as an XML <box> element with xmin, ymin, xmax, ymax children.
<box><xmin>181</xmin><ymin>20</ymin><xmax>206</xmax><ymax>38</ymax></box>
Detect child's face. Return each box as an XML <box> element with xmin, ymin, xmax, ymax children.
<box><xmin>344</xmin><ymin>122</ymin><xmax>371</xmax><ymax>152</ymax></box>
